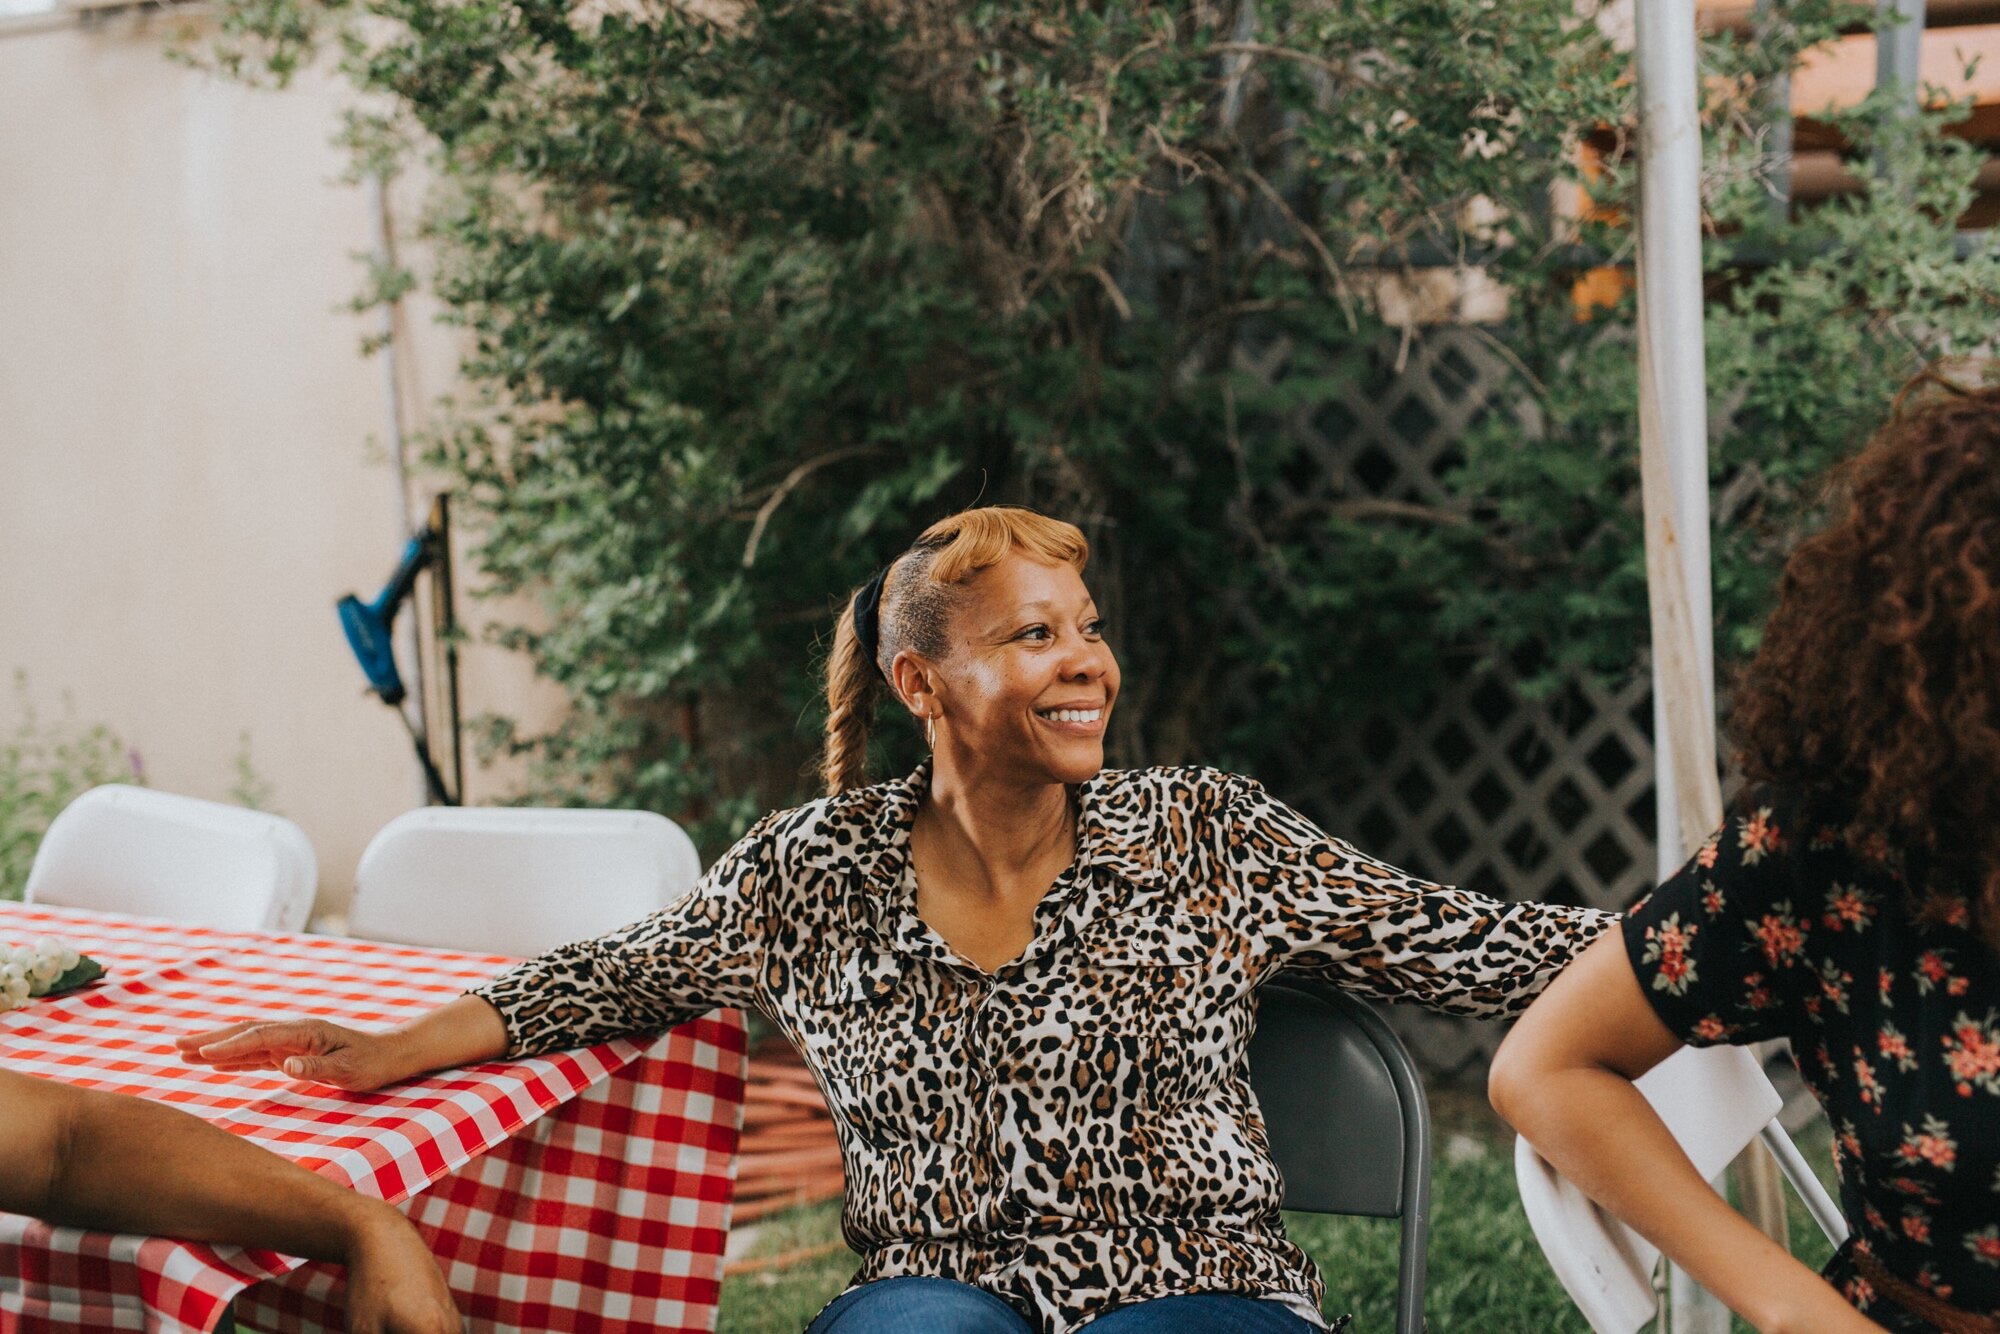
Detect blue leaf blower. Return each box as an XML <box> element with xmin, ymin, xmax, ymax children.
<box><xmin>337</xmin><ymin>497</ymin><xmax>461</xmax><ymax>805</ymax></box>
<box><xmin>337</xmin><ymin>531</ymin><xmax>434</xmax><ymax>706</ymax></box>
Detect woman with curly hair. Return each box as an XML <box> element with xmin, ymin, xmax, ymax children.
<box><xmin>1492</xmin><ymin>372</ymin><xmax>2000</xmax><ymax>1333</ymax></box>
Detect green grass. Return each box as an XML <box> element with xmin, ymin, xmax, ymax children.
<box><xmin>718</xmin><ymin>1093</ymin><xmax>1844</xmax><ymax>1334</ymax></box>
<box><xmin>719</xmin><ymin>1200</ymin><xmax>861</xmax><ymax>1334</ymax></box>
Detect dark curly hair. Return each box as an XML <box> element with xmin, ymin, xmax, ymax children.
<box><xmin>1731</xmin><ymin>368</ymin><xmax>2000</xmax><ymax>949</ymax></box>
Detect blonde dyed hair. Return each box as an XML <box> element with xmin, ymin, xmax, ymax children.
<box><xmin>820</xmin><ymin>506</ymin><xmax>1090</xmax><ymax>794</ymax></box>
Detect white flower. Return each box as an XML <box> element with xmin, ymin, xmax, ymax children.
<box><xmin>5</xmin><ymin>937</ymin><xmax>82</xmax><ymax>989</ymax></box>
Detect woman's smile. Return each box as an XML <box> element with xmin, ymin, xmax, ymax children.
<box><xmin>1034</xmin><ymin>703</ymin><xmax>1107</xmax><ymax>735</ymax></box>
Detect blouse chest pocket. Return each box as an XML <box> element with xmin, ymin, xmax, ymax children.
<box><xmin>1067</xmin><ymin>913</ymin><xmax>1253</xmax><ymax>1113</ymax></box>
<box><xmin>1080</xmin><ymin>919</ymin><xmax>1215</xmax><ymax>970</ymax></box>
<box><xmin>795</xmin><ymin>947</ymin><xmax>917</xmax><ymax>1081</ymax></box>
<box><xmin>1074</xmin><ymin>912</ymin><xmax>1244</xmax><ymax>993</ymax></box>
<box><xmin>794</xmin><ymin>947</ymin><xmax>940</xmax><ymax>1154</ymax></box>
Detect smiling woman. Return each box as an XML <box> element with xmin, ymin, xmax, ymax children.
<box><xmin>177</xmin><ymin>504</ymin><xmax>1613</xmax><ymax>1334</ymax></box>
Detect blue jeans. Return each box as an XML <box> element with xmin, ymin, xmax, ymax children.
<box><xmin>804</xmin><ymin>1276</ymin><xmax>1319</xmax><ymax>1333</ymax></box>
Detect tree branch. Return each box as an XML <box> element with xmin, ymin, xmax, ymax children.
<box><xmin>740</xmin><ymin>446</ymin><xmax>882</xmax><ymax>569</ymax></box>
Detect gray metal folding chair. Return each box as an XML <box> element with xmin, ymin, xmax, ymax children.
<box><xmin>1248</xmin><ymin>979</ymin><xmax>1432</xmax><ymax>1334</ymax></box>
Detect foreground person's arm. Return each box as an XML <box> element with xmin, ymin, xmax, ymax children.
<box><xmin>1489</xmin><ymin>933</ymin><xmax>1875</xmax><ymax>1333</ymax></box>
<box><xmin>0</xmin><ymin>1069</ymin><xmax>458</xmax><ymax>1334</ymax></box>
<box><xmin>1491</xmin><ymin>799</ymin><xmax>1880</xmax><ymax>1334</ymax></box>
<box><xmin>180</xmin><ymin>816</ymin><xmax>777</xmax><ymax>1087</ymax></box>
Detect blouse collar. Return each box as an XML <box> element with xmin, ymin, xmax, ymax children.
<box><xmin>803</xmin><ymin>760</ymin><xmax>1172</xmax><ymax>934</ymax></box>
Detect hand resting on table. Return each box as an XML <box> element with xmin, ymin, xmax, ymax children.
<box><xmin>177</xmin><ymin>994</ymin><xmax>512</xmax><ymax>1095</ymax></box>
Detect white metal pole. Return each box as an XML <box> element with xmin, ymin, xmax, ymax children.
<box><xmin>1875</xmin><ymin>0</ymin><xmax>1926</xmax><ymax>104</ymax></box>
<box><xmin>1636</xmin><ymin>0</ymin><xmax>1718</xmax><ymax>875</ymax></box>
<box><xmin>1633</xmin><ymin>0</ymin><xmax>1734</xmax><ymax>1328</ymax></box>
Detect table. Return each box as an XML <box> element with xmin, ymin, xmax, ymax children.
<box><xmin>0</xmin><ymin>903</ymin><xmax>747</xmax><ymax>1334</ymax></box>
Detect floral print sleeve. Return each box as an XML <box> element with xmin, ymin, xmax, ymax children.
<box><xmin>1214</xmin><ymin>779</ymin><xmax>1615</xmax><ymax>1018</ymax></box>
<box><xmin>1622</xmin><ymin>801</ymin><xmax>1811</xmax><ymax>1046</ymax></box>
<box><xmin>466</xmin><ymin>816</ymin><xmax>773</xmax><ymax>1057</ymax></box>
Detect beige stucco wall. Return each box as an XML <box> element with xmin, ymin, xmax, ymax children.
<box><xmin>0</xmin><ymin>11</ymin><xmax>560</xmax><ymax>915</ymax></box>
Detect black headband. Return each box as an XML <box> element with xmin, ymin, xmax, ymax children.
<box><xmin>852</xmin><ymin>566</ymin><xmax>891</xmax><ymax>683</ymax></box>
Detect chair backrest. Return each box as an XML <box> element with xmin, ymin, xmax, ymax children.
<box><xmin>1512</xmin><ymin>1042</ymin><xmax>1849</xmax><ymax>1334</ymax></box>
<box><xmin>1248</xmin><ymin>979</ymin><xmax>1431</xmax><ymax>1334</ymax></box>
<box><xmin>349</xmin><ymin>805</ymin><xmax>701</xmax><ymax>958</ymax></box>
<box><xmin>24</xmin><ymin>784</ymin><xmax>318</xmax><ymax>932</ymax></box>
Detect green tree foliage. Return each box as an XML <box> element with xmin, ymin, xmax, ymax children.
<box><xmin>197</xmin><ymin>0</ymin><xmax>2000</xmax><ymax>847</ymax></box>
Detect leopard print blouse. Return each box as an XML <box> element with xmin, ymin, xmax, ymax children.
<box><xmin>470</xmin><ymin>764</ymin><xmax>1612</xmax><ymax>1332</ymax></box>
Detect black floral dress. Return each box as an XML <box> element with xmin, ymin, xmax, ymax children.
<box><xmin>1625</xmin><ymin>794</ymin><xmax>2000</xmax><ymax>1330</ymax></box>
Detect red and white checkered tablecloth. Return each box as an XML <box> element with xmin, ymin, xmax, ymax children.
<box><xmin>0</xmin><ymin>902</ymin><xmax>748</xmax><ymax>1334</ymax></box>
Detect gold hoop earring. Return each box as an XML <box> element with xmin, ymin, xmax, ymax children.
<box><xmin>926</xmin><ymin>714</ymin><xmax>937</xmax><ymax>749</ymax></box>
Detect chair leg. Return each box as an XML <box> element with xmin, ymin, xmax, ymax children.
<box><xmin>1395</xmin><ymin>1213</ymin><xmax>1430</xmax><ymax>1334</ymax></box>
<box><xmin>1395</xmin><ymin>1136</ymin><xmax>1432</xmax><ymax>1334</ymax></box>
<box><xmin>1757</xmin><ymin>1120</ymin><xmax>1848</xmax><ymax>1246</ymax></box>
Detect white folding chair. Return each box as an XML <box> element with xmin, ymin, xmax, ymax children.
<box><xmin>1513</xmin><ymin>1043</ymin><xmax>1849</xmax><ymax>1333</ymax></box>
<box><xmin>24</xmin><ymin>784</ymin><xmax>318</xmax><ymax>932</ymax></box>
<box><xmin>349</xmin><ymin>806</ymin><xmax>701</xmax><ymax>959</ymax></box>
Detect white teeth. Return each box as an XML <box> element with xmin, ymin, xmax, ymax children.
<box><xmin>1039</xmin><ymin>708</ymin><xmax>1102</xmax><ymax>724</ymax></box>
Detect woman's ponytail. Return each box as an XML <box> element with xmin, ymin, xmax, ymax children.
<box><xmin>821</xmin><ymin>591</ymin><xmax>878</xmax><ymax>794</ymax></box>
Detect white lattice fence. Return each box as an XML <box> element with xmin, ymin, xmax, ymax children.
<box><xmin>1234</xmin><ymin>322</ymin><xmax>1536</xmax><ymax>510</ymax></box>
<box><xmin>1309</xmin><ymin>669</ymin><xmax>1657</xmax><ymax>913</ymax></box>
<box><xmin>1307</xmin><ymin>669</ymin><xmax>1658</xmax><ymax>1082</ymax></box>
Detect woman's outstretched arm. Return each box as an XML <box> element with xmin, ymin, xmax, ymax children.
<box><xmin>1210</xmin><ymin>775</ymin><xmax>1614</xmax><ymax>1016</ymax></box>
<box><xmin>1488</xmin><ymin>930</ymin><xmax>1876</xmax><ymax>1334</ymax></box>
<box><xmin>0</xmin><ymin>1069</ymin><xmax>458</xmax><ymax>1334</ymax></box>
<box><xmin>180</xmin><ymin>813</ymin><xmax>778</xmax><ymax>1087</ymax></box>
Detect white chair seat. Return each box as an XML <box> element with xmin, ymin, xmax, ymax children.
<box><xmin>24</xmin><ymin>784</ymin><xmax>317</xmax><ymax>932</ymax></box>
<box><xmin>349</xmin><ymin>806</ymin><xmax>701</xmax><ymax>959</ymax></box>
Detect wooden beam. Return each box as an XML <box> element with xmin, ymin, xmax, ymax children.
<box><xmin>1792</xmin><ymin>23</ymin><xmax>2000</xmax><ymax>112</ymax></box>
<box><xmin>1697</xmin><ymin>0</ymin><xmax>2000</xmax><ymax>33</ymax></box>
